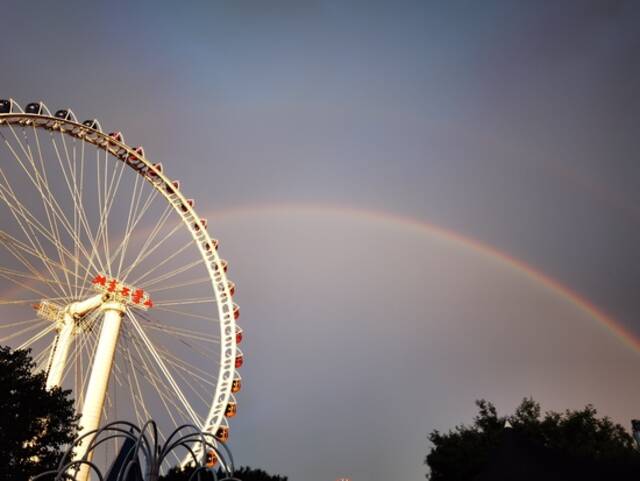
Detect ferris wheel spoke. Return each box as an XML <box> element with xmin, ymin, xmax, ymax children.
<box><xmin>5</xmin><ymin>126</ymin><xmax>76</xmax><ymax>297</ymax></box>
<box><xmin>113</xmin><ymin>171</ymin><xmax>143</xmax><ymax>279</ymax></box>
<box><xmin>0</xmin><ymin>239</ymin><xmax>57</xmax><ymax>291</ymax></box>
<box><xmin>53</xmin><ymin>133</ymin><xmax>97</xmax><ymax>260</ymax></box>
<box><xmin>0</xmin><ymin>174</ymin><xmax>70</xmax><ymax>298</ymax></box>
<box><xmin>52</xmin><ymin>131</ymin><xmax>107</xmax><ymax>294</ymax></box>
<box><xmin>136</xmin><ymin>317</ymin><xmax>219</xmax><ymax>344</ymax></box>
<box><xmin>0</xmin><ymin>266</ymin><xmax>59</xmax><ymax>299</ymax></box>
<box><xmin>74</xmin><ymin>139</ymin><xmax>86</xmax><ymax>298</ymax></box>
<box><xmin>120</xmin><ymin>335</ymin><xmax>148</xmax><ymax>427</ymax></box>
<box><xmin>138</xmin><ymin>258</ymin><xmax>204</xmax><ymax>290</ymax></box>
<box><xmin>4</xmin><ymin>134</ymin><xmax>101</xmax><ymax>294</ymax></box>
<box><xmin>133</xmin><ymin>312</ymin><xmax>219</xmax><ymax>365</ymax></box>
<box><xmin>0</xmin><ymin>318</ymin><xmax>45</xmax><ymax>329</ymax></box>
<box><xmin>0</xmin><ymin>171</ymin><xmax>98</xmax><ymax>289</ymax></box>
<box><xmin>130</xmin><ymin>361</ymin><xmax>184</xmax><ymax>463</ymax></box>
<box><xmin>125</xmin><ymin>369</ymin><xmax>147</xmax><ymax>430</ymax></box>
<box><xmin>0</xmin><ymin>319</ymin><xmax>47</xmax><ymax>343</ymax></box>
<box><xmin>50</xmin><ymin>135</ymin><xmax>109</xmax><ymax>278</ymax></box>
<box><xmin>156</xmin><ymin>346</ymin><xmax>217</xmax><ymax>388</ymax></box>
<box><xmin>61</xmin><ymin>324</ymin><xmax>99</xmax><ymax>387</ymax></box>
<box><xmin>70</xmin><ymin>137</ymin><xmax>80</xmax><ymax>298</ymax></box>
<box><xmin>142</xmin><ymin>363</ymin><xmax>195</xmax><ymax>429</ymax></box>
<box><xmin>33</xmin><ymin>132</ymin><xmax>108</xmax><ymax>282</ymax></box>
<box><xmin>33</xmin><ymin>344</ymin><xmax>53</xmax><ymax>372</ymax></box>
<box><xmin>152</xmin><ymin>305</ymin><xmax>218</xmax><ymax>323</ymax></box>
<box><xmin>0</xmin><ymin>230</ymin><xmax>87</xmax><ymax>296</ymax></box>
<box><xmin>128</xmin><ymin>220</ymin><xmax>184</xmax><ymax>280</ymax></box>
<box><xmin>30</xmin><ymin>125</ymin><xmax>64</xmax><ymax>244</ymax></box>
<box><xmin>147</xmin><ymin>276</ymin><xmax>211</xmax><ymax>294</ymax></box>
<box><xmin>0</xmin><ymin>220</ymin><xmax>66</xmax><ymax>299</ymax></box>
<box><xmin>1</xmin><ymin>129</ymin><xmax>86</xmax><ymax>297</ymax></box>
<box><xmin>77</xmin><ymin>327</ymin><xmax>102</xmax><ymax>410</ymax></box>
<box><xmin>109</xmin><ymin>186</ymin><xmax>164</xmax><ymax>281</ymax></box>
<box><xmin>126</xmin><ymin>326</ymin><xmax>195</xmax><ymax>425</ymax></box>
<box><xmin>0</xmin><ymin>265</ymin><xmax>66</xmax><ymax>289</ymax></box>
<box><xmin>119</xmin><ymin>341</ymin><xmax>181</xmax><ymax>467</ymax></box>
<box><xmin>118</xmin><ymin>203</ymin><xmax>175</xmax><ymax>282</ymax></box>
<box><xmin>14</xmin><ymin>322</ymin><xmax>56</xmax><ymax>350</ymax></box>
<box><xmin>31</xmin><ymin>126</ymin><xmax>79</xmax><ymax>298</ymax></box>
<box><xmin>121</xmin><ymin>332</ymin><xmax>172</xmax><ymax>448</ymax></box>
<box><xmin>158</xmin><ymin>351</ymin><xmax>212</xmax><ymax>407</ymax></box>
<box><xmin>128</xmin><ymin>237</ymin><xmax>196</xmax><ymax>287</ymax></box>
<box><xmin>154</xmin><ymin>297</ymin><xmax>216</xmax><ymax>307</ymax></box>
<box><xmin>0</xmin><ymin>226</ymin><xmax>70</xmax><ymax>276</ymax></box>
<box><xmin>104</xmin><ymin>359</ymin><xmax>131</xmax><ymax>460</ymax></box>
<box><xmin>50</xmin><ymin>133</ymin><xmax>83</xmax><ymax>297</ymax></box>
<box><xmin>75</xmin><ymin>333</ymin><xmax>91</xmax><ymax>409</ymax></box>
<box><xmin>172</xmin><ymin>336</ymin><xmax>218</xmax><ymax>365</ymax></box>
<box><xmin>0</xmin><ymin>229</ymin><xmax>86</xmax><ymax>288</ymax></box>
<box><xmin>67</xmin><ymin>320</ymin><xmax>101</xmax><ymax>410</ymax></box>
<box><xmin>106</xmin><ymin>349</ymin><xmax>129</xmax><ymax>410</ymax></box>
<box><xmin>73</xmin><ymin>330</ymin><xmax>82</xmax><ymax>406</ymax></box>
<box><xmin>127</xmin><ymin>309</ymin><xmax>203</xmax><ymax>426</ymax></box>
<box><xmin>0</xmin><ymin>298</ymin><xmax>61</xmax><ymax>307</ymax></box>
<box><xmin>83</xmin><ymin>146</ymin><xmax>115</xmax><ymax>293</ymax></box>
<box><xmin>93</xmin><ymin>145</ymin><xmax>128</xmax><ymax>277</ymax></box>
<box><xmin>135</xmin><ymin>309</ymin><xmax>217</xmax><ymax>337</ymax></box>
<box><xmin>0</xmin><ymin>296</ymin><xmax>68</xmax><ymax>306</ymax></box>
<box><xmin>134</xmin><ymin>361</ymin><xmax>187</xmax><ymax>427</ymax></box>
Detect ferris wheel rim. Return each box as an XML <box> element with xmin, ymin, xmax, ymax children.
<box><xmin>0</xmin><ymin>102</ymin><xmax>239</xmax><ymax>444</ymax></box>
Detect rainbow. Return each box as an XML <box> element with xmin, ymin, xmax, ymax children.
<box><xmin>205</xmin><ymin>203</ymin><xmax>640</xmax><ymax>353</ymax></box>
<box><xmin>2</xmin><ymin>202</ymin><xmax>637</xmax><ymax>354</ymax></box>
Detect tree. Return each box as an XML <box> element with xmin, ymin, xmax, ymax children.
<box><xmin>161</xmin><ymin>465</ymin><xmax>288</xmax><ymax>481</ymax></box>
<box><xmin>230</xmin><ymin>467</ymin><xmax>287</xmax><ymax>481</ymax></box>
<box><xmin>425</xmin><ymin>398</ymin><xmax>640</xmax><ymax>481</ymax></box>
<box><xmin>0</xmin><ymin>346</ymin><xmax>79</xmax><ymax>481</ymax></box>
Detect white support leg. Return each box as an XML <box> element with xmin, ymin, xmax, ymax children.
<box><xmin>73</xmin><ymin>301</ymin><xmax>125</xmax><ymax>481</ymax></box>
<box><xmin>45</xmin><ymin>313</ymin><xmax>75</xmax><ymax>390</ymax></box>
<box><xmin>44</xmin><ymin>294</ymin><xmax>104</xmax><ymax>390</ymax></box>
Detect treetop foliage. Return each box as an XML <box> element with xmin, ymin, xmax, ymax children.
<box><xmin>161</xmin><ymin>465</ymin><xmax>288</xmax><ymax>481</ymax></box>
<box><xmin>0</xmin><ymin>345</ymin><xmax>78</xmax><ymax>481</ymax></box>
<box><xmin>426</xmin><ymin>397</ymin><xmax>640</xmax><ymax>481</ymax></box>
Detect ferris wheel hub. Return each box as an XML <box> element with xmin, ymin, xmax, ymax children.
<box><xmin>91</xmin><ymin>274</ymin><xmax>153</xmax><ymax>309</ymax></box>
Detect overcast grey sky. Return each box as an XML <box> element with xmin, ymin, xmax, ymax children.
<box><xmin>2</xmin><ymin>1</ymin><xmax>640</xmax><ymax>479</ymax></box>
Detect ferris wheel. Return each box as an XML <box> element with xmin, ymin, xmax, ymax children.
<box><xmin>0</xmin><ymin>99</ymin><xmax>243</xmax><ymax>477</ymax></box>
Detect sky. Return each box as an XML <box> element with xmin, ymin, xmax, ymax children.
<box><xmin>2</xmin><ymin>1</ymin><xmax>640</xmax><ymax>480</ymax></box>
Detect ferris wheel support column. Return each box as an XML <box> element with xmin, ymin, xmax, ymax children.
<box><xmin>73</xmin><ymin>301</ymin><xmax>125</xmax><ymax>481</ymax></box>
<box><xmin>45</xmin><ymin>314</ymin><xmax>75</xmax><ymax>390</ymax></box>
<box><xmin>45</xmin><ymin>295</ymin><xmax>104</xmax><ymax>390</ymax></box>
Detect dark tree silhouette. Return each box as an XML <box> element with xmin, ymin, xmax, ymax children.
<box><xmin>161</xmin><ymin>465</ymin><xmax>288</xmax><ymax>481</ymax></box>
<box><xmin>426</xmin><ymin>398</ymin><xmax>640</xmax><ymax>481</ymax></box>
<box><xmin>0</xmin><ymin>345</ymin><xmax>78</xmax><ymax>481</ymax></box>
